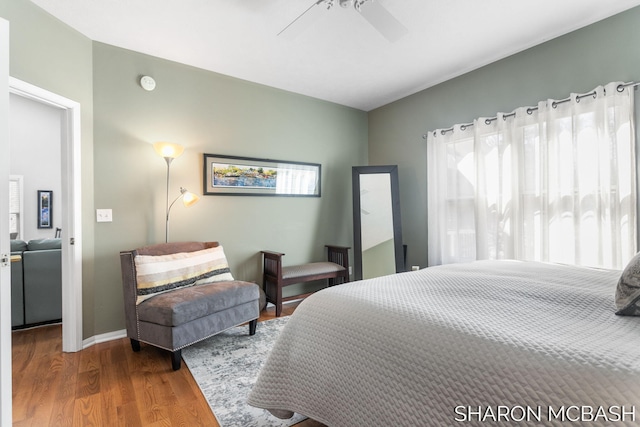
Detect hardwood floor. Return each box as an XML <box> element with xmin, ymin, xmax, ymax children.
<box><xmin>11</xmin><ymin>301</ymin><xmax>322</xmax><ymax>426</ymax></box>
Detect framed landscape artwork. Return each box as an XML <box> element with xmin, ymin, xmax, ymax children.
<box><xmin>37</xmin><ymin>190</ymin><xmax>52</xmax><ymax>229</ymax></box>
<box><xmin>203</xmin><ymin>154</ymin><xmax>321</xmax><ymax>197</ymax></box>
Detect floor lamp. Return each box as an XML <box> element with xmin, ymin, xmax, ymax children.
<box><xmin>153</xmin><ymin>142</ymin><xmax>200</xmax><ymax>242</ymax></box>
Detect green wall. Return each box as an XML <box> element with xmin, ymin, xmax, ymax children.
<box><xmin>368</xmin><ymin>6</ymin><xmax>640</xmax><ymax>269</ymax></box>
<box><xmin>1</xmin><ymin>0</ymin><xmax>367</xmax><ymax>337</ymax></box>
<box><xmin>92</xmin><ymin>43</ymin><xmax>367</xmax><ymax>334</ymax></box>
<box><xmin>4</xmin><ymin>0</ymin><xmax>640</xmax><ymax>338</ymax></box>
<box><xmin>0</xmin><ymin>0</ymin><xmax>96</xmax><ymax>338</ymax></box>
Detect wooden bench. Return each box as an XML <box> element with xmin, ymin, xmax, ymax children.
<box><xmin>261</xmin><ymin>245</ymin><xmax>350</xmax><ymax>317</ymax></box>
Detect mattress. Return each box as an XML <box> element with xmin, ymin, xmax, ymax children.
<box><xmin>247</xmin><ymin>260</ymin><xmax>640</xmax><ymax>426</ymax></box>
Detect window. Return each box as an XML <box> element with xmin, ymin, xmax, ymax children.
<box><xmin>427</xmin><ymin>82</ymin><xmax>636</xmax><ymax>269</ymax></box>
<box><xmin>9</xmin><ymin>175</ymin><xmax>24</xmax><ymax>240</ymax></box>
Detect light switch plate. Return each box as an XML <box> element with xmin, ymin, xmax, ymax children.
<box><xmin>96</xmin><ymin>209</ymin><xmax>113</xmax><ymax>222</ymax></box>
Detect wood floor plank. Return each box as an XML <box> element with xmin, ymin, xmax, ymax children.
<box><xmin>78</xmin><ymin>344</ymin><xmax>101</xmax><ymax>374</ymax></box>
<box><xmin>11</xmin><ymin>389</ymin><xmax>30</xmax><ymax>424</ymax></box>
<box><xmin>75</xmin><ymin>369</ymin><xmax>101</xmax><ymax>398</ymax></box>
<box><xmin>116</xmin><ymin>401</ymin><xmax>144</xmax><ymax>427</ymax></box>
<box><xmin>24</xmin><ymin>354</ymin><xmax>57</xmax><ymax>423</ymax></box>
<box><xmin>56</xmin><ymin>352</ymin><xmax>80</xmax><ymax>401</ymax></box>
<box><xmin>47</xmin><ymin>397</ymin><xmax>75</xmax><ymax>427</ymax></box>
<box><xmin>73</xmin><ymin>394</ymin><xmax>103</xmax><ymax>427</ymax></box>
<box><xmin>12</xmin><ymin>302</ymin><xmax>314</xmax><ymax>426</ymax></box>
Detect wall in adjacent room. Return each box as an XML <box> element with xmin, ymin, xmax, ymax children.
<box><xmin>368</xmin><ymin>6</ymin><xmax>640</xmax><ymax>269</ymax></box>
<box><xmin>0</xmin><ymin>0</ymin><xmax>96</xmax><ymax>338</ymax></box>
<box><xmin>92</xmin><ymin>43</ymin><xmax>368</xmax><ymax>334</ymax></box>
<box><xmin>9</xmin><ymin>93</ymin><xmax>62</xmax><ymax>240</ymax></box>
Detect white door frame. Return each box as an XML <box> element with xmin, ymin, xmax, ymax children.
<box><xmin>1</xmin><ymin>17</ymin><xmax>12</xmax><ymax>427</ymax></box>
<box><xmin>9</xmin><ymin>77</ymin><xmax>83</xmax><ymax>353</ymax></box>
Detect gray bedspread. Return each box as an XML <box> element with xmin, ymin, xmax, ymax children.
<box><xmin>247</xmin><ymin>261</ymin><xmax>640</xmax><ymax>426</ymax></box>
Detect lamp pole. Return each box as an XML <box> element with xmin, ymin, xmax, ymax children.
<box><xmin>164</xmin><ymin>156</ymin><xmax>173</xmax><ymax>243</ymax></box>
<box><xmin>153</xmin><ymin>142</ymin><xmax>193</xmax><ymax>243</ymax></box>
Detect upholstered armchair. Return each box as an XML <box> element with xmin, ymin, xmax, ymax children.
<box><xmin>120</xmin><ymin>241</ymin><xmax>259</xmax><ymax>370</ymax></box>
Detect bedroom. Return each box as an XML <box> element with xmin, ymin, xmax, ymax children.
<box><xmin>2</xmin><ymin>0</ymin><xmax>640</xmax><ymax>425</ymax></box>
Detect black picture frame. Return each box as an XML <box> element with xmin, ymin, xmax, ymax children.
<box><xmin>37</xmin><ymin>190</ymin><xmax>53</xmax><ymax>229</ymax></box>
<box><xmin>203</xmin><ymin>153</ymin><xmax>321</xmax><ymax>197</ymax></box>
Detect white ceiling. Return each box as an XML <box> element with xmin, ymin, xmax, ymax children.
<box><xmin>30</xmin><ymin>0</ymin><xmax>640</xmax><ymax>111</ymax></box>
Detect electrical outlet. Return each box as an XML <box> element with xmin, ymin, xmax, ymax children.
<box><xmin>349</xmin><ymin>266</ymin><xmax>353</xmax><ymax>275</ymax></box>
<box><xmin>96</xmin><ymin>209</ymin><xmax>113</xmax><ymax>222</ymax></box>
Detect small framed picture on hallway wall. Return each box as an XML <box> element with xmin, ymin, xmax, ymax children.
<box><xmin>37</xmin><ymin>190</ymin><xmax>52</xmax><ymax>229</ymax></box>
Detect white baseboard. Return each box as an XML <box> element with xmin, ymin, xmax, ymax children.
<box><xmin>82</xmin><ymin>329</ymin><xmax>127</xmax><ymax>349</ymax></box>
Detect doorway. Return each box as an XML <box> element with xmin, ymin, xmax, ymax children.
<box><xmin>1</xmin><ymin>17</ymin><xmax>11</xmax><ymax>426</ymax></box>
<box><xmin>8</xmin><ymin>78</ymin><xmax>83</xmax><ymax>353</ymax></box>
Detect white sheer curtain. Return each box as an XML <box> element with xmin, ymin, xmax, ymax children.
<box><xmin>427</xmin><ymin>82</ymin><xmax>637</xmax><ymax>269</ymax></box>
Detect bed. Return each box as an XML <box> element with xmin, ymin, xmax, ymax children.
<box><xmin>247</xmin><ymin>260</ymin><xmax>640</xmax><ymax>426</ymax></box>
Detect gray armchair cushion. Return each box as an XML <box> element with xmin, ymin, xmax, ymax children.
<box><xmin>137</xmin><ymin>280</ymin><xmax>259</xmax><ymax>327</ymax></box>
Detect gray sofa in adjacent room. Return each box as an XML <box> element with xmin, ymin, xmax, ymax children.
<box><xmin>10</xmin><ymin>238</ymin><xmax>62</xmax><ymax>328</ymax></box>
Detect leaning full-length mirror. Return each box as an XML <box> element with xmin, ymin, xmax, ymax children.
<box><xmin>352</xmin><ymin>165</ymin><xmax>403</xmax><ymax>280</ymax></box>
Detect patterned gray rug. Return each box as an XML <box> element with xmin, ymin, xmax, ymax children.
<box><xmin>182</xmin><ymin>316</ymin><xmax>306</xmax><ymax>427</ymax></box>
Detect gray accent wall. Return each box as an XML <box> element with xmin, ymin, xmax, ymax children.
<box><xmin>368</xmin><ymin>6</ymin><xmax>640</xmax><ymax>270</ymax></box>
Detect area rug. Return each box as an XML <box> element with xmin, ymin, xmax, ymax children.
<box><xmin>182</xmin><ymin>316</ymin><xmax>306</xmax><ymax>427</ymax></box>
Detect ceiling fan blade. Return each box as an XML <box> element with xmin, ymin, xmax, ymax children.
<box><xmin>356</xmin><ymin>0</ymin><xmax>408</xmax><ymax>42</ymax></box>
<box><xmin>278</xmin><ymin>0</ymin><xmax>327</xmax><ymax>38</ymax></box>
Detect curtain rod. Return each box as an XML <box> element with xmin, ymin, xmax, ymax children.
<box><xmin>422</xmin><ymin>81</ymin><xmax>640</xmax><ymax>139</ymax></box>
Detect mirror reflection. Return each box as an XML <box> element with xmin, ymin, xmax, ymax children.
<box><xmin>360</xmin><ymin>173</ymin><xmax>395</xmax><ymax>279</ymax></box>
<box><xmin>352</xmin><ymin>165</ymin><xmax>403</xmax><ymax>281</ymax></box>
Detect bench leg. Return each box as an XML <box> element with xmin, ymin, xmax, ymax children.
<box><xmin>130</xmin><ymin>338</ymin><xmax>141</xmax><ymax>352</ymax></box>
<box><xmin>171</xmin><ymin>349</ymin><xmax>182</xmax><ymax>371</ymax></box>
<box><xmin>328</xmin><ymin>274</ymin><xmax>349</xmax><ymax>286</ymax></box>
<box><xmin>265</xmin><ymin>278</ymin><xmax>283</xmax><ymax>317</ymax></box>
<box><xmin>249</xmin><ymin>319</ymin><xmax>257</xmax><ymax>335</ymax></box>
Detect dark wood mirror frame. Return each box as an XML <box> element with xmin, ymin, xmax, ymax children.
<box><xmin>352</xmin><ymin>165</ymin><xmax>404</xmax><ymax>281</ymax></box>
